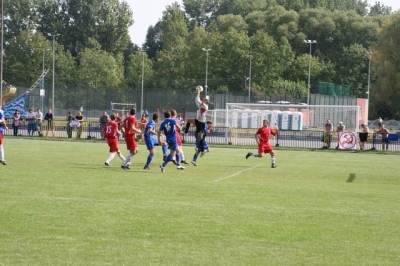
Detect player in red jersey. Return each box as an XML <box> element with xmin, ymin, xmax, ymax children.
<box><xmin>245</xmin><ymin>120</ymin><xmax>278</xmax><ymax>168</ymax></box>
<box><xmin>121</xmin><ymin>109</ymin><xmax>141</xmax><ymax>169</ymax></box>
<box><xmin>104</xmin><ymin>114</ymin><xmax>126</xmax><ymax>166</ymax></box>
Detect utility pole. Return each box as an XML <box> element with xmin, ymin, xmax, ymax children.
<box><xmin>48</xmin><ymin>33</ymin><xmax>60</xmax><ymax>114</ymax></box>
<box><xmin>304</xmin><ymin>39</ymin><xmax>317</xmax><ymax>105</ymax></box>
<box><xmin>248</xmin><ymin>54</ymin><xmax>253</xmax><ymax>103</ymax></box>
<box><xmin>202</xmin><ymin>48</ymin><xmax>211</xmax><ymax>96</ymax></box>
<box><xmin>140</xmin><ymin>49</ymin><xmax>145</xmax><ymax>114</ymax></box>
<box><xmin>367</xmin><ymin>50</ymin><xmax>373</xmax><ymax>119</ymax></box>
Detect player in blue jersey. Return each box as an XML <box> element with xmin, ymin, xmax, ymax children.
<box><xmin>143</xmin><ymin>112</ymin><xmax>168</xmax><ymax>170</ymax></box>
<box><xmin>191</xmin><ymin>121</ymin><xmax>212</xmax><ymax>166</ymax></box>
<box><xmin>158</xmin><ymin>111</ymin><xmax>184</xmax><ymax>172</ymax></box>
<box><xmin>0</xmin><ymin>107</ymin><xmax>8</xmax><ymax>165</ymax></box>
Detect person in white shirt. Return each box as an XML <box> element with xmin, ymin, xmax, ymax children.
<box><xmin>27</xmin><ymin>109</ymin><xmax>37</xmax><ymax>136</ymax></box>
<box><xmin>194</xmin><ymin>86</ymin><xmax>209</xmax><ymax>135</ymax></box>
<box><xmin>36</xmin><ymin>108</ymin><xmax>44</xmax><ymax>136</ymax></box>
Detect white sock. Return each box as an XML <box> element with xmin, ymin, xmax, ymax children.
<box><xmin>181</xmin><ymin>152</ymin><xmax>185</xmax><ymax>161</ymax></box>
<box><xmin>0</xmin><ymin>145</ymin><xmax>4</xmax><ymax>161</ymax></box>
<box><xmin>106</xmin><ymin>153</ymin><xmax>116</xmax><ymax>163</ymax></box>
<box><xmin>118</xmin><ymin>153</ymin><xmax>126</xmax><ymax>162</ymax></box>
<box><xmin>124</xmin><ymin>153</ymin><xmax>133</xmax><ymax>165</ymax></box>
<box><xmin>271</xmin><ymin>156</ymin><xmax>276</xmax><ymax>165</ymax></box>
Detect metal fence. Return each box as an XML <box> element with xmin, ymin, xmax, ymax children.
<box><xmin>4</xmin><ymin>119</ymin><xmax>400</xmax><ymax>152</ymax></box>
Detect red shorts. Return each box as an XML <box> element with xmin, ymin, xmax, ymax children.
<box><xmin>176</xmin><ymin>132</ymin><xmax>182</xmax><ymax>146</ymax></box>
<box><xmin>107</xmin><ymin>138</ymin><xmax>119</xmax><ymax>153</ymax></box>
<box><xmin>258</xmin><ymin>143</ymin><xmax>273</xmax><ymax>154</ymax></box>
<box><xmin>125</xmin><ymin>134</ymin><xmax>137</xmax><ymax>152</ymax></box>
<box><xmin>0</xmin><ymin>133</ymin><xmax>4</xmax><ymax>145</ymax></box>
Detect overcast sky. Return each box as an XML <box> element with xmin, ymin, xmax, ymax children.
<box><xmin>126</xmin><ymin>0</ymin><xmax>400</xmax><ymax>46</ymax></box>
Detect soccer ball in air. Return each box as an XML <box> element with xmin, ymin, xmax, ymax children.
<box><xmin>196</xmin><ymin>85</ymin><xmax>204</xmax><ymax>93</ymax></box>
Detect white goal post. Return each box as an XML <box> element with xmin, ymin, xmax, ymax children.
<box><xmin>225</xmin><ymin>103</ymin><xmax>360</xmax><ymax>130</ymax></box>
<box><xmin>110</xmin><ymin>102</ymin><xmax>137</xmax><ymax>114</ymax></box>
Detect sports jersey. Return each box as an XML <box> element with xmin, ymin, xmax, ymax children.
<box><xmin>144</xmin><ymin>120</ymin><xmax>156</xmax><ymax>139</ymax></box>
<box><xmin>195</xmin><ymin>95</ymin><xmax>208</xmax><ymax>123</ymax></box>
<box><xmin>160</xmin><ymin>118</ymin><xmax>177</xmax><ymax>143</ymax></box>
<box><xmin>140</xmin><ymin>117</ymin><xmax>148</xmax><ymax>130</ymax></box>
<box><xmin>105</xmin><ymin>121</ymin><xmax>119</xmax><ymax>139</ymax></box>
<box><xmin>256</xmin><ymin>127</ymin><xmax>275</xmax><ymax>144</ymax></box>
<box><xmin>124</xmin><ymin>116</ymin><xmax>137</xmax><ymax>136</ymax></box>
<box><xmin>0</xmin><ymin>109</ymin><xmax>6</xmax><ymax>135</ymax></box>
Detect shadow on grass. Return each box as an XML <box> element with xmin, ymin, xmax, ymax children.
<box><xmin>347</xmin><ymin>173</ymin><xmax>356</xmax><ymax>183</ymax></box>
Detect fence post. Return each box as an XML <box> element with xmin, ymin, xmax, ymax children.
<box><xmin>371</xmin><ymin>133</ymin><xmax>376</xmax><ymax>150</ymax></box>
<box><xmin>276</xmin><ymin>130</ymin><xmax>280</xmax><ymax>147</ymax></box>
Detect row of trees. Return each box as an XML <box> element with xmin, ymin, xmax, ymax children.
<box><xmin>2</xmin><ymin>0</ymin><xmax>400</xmax><ymax>118</ymax></box>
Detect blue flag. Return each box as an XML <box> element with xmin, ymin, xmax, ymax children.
<box><xmin>3</xmin><ymin>93</ymin><xmax>28</xmax><ymax>118</ymax></box>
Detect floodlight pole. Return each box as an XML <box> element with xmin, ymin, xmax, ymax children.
<box><xmin>304</xmin><ymin>40</ymin><xmax>317</xmax><ymax>105</ymax></box>
<box><xmin>140</xmin><ymin>49</ymin><xmax>145</xmax><ymax>114</ymax></box>
<box><xmin>48</xmin><ymin>33</ymin><xmax>60</xmax><ymax>115</ymax></box>
<box><xmin>367</xmin><ymin>50</ymin><xmax>372</xmax><ymax>119</ymax></box>
<box><xmin>202</xmin><ymin>48</ymin><xmax>211</xmax><ymax>97</ymax></box>
<box><xmin>41</xmin><ymin>49</ymin><xmax>49</xmax><ymax>112</ymax></box>
<box><xmin>0</xmin><ymin>0</ymin><xmax>4</xmax><ymax>106</ymax></box>
<box><xmin>248</xmin><ymin>54</ymin><xmax>253</xmax><ymax>103</ymax></box>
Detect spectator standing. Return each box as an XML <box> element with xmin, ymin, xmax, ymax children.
<box><xmin>359</xmin><ymin>124</ymin><xmax>369</xmax><ymax>151</ymax></box>
<box><xmin>75</xmin><ymin>112</ymin><xmax>84</xmax><ymax>139</ymax></box>
<box><xmin>36</xmin><ymin>108</ymin><xmax>44</xmax><ymax>136</ymax></box>
<box><xmin>323</xmin><ymin>119</ymin><xmax>333</xmax><ymax>149</ymax></box>
<box><xmin>44</xmin><ymin>109</ymin><xmax>54</xmax><ymax>137</ymax></box>
<box><xmin>66</xmin><ymin>112</ymin><xmax>73</xmax><ymax>138</ymax></box>
<box><xmin>27</xmin><ymin>109</ymin><xmax>37</xmax><ymax>136</ymax></box>
<box><xmin>12</xmin><ymin>110</ymin><xmax>21</xmax><ymax>136</ymax></box>
<box><xmin>99</xmin><ymin>112</ymin><xmax>109</xmax><ymax>139</ymax></box>
<box><xmin>335</xmin><ymin>122</ymin><xmax>345</xmax><ymax>149</ymax></box>
<box><xmin>377</xmin><ymin>124</ymin><xmax>390</xmax><ymax>151</ymax></box>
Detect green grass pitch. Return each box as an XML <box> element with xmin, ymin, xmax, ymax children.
<box><xmin>1</xmin><ymin>139</ymin><xmax>399</xmax><ymax>265</ymax></box>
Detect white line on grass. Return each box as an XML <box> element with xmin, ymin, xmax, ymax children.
<box><xmin>211</xmin><ymin>164</ymin><xmax>260</xmax><ymax>183</ymax></box>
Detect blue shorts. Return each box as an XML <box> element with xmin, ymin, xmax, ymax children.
<box><xmin>167</xmin><ymin>140</ymin><xmax>178</xmax><ymax>151</ymax></box>
<box><xmin>196</xmin><ymin>139</ymin><xmax>209</xmax><ymax>152</ymax></box>
<box><xmin>145</xmin><ymin>136</ymin><xmax>158</xmax><ymax>150</ymax></box>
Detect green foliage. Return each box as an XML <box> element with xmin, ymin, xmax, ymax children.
<box><xmin>369</xmin><ymin>1</ymin><xmax>392</xmax><ymax>16</ymax></box>
<box><xmin>78</xmin><ymin>42</ymin><xmax>124</xmax><ymax>108</ymax></box>
<box><xmin>276</xmin><ymin>0</ymin><xmax>369</xmax><ymax>15</ymax></box>
<box><xmin>372</xmin><ymin>14</ymin><xmax>400</xmax><ymax>119</ymax></box>
<box><xmin>270</xmin><ymin>78</ymin><xmax>307</xmax><ymax>100</ymax></box>
<box><xmin>125</xmin><ymin>52</ymin><xmax>154</xmax><ymax>90</ymax></box>
<box><xmin>335</xmin><ymin>44</ymin><xmax>369</xmax><ymax>97</ymax></box>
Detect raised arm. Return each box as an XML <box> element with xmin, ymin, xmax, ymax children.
<box><xmin>195</xmin><ymin>93</ymin><xmax>202</xmax><ymax>108</ymax></box>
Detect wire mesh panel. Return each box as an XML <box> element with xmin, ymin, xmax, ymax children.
<box><xmin>225</xmin><ymin>103</ymin><xmax>360</xmax><ymax>130</ymax></box>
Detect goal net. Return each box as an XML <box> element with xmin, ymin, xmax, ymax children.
<box><xmin>225</xmin><ymin>103</ymin><xmax>360</xmax><ymax>130</ymax></box>
<box><xmin>110</xmin><ymin>102</ymin><xmax>137</xmax><ymax>114</ymax></box>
